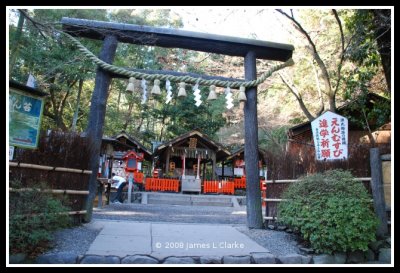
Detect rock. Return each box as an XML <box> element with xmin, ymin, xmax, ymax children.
<box><xmin>300</xmin><ymin>247</ymin><xmax>314</xmax><ymax>255</ymax></box>
<box><xmin>365</xmin><ymin>249</ymin><xmax>375</xmax><ymax>262</ymax></box>
<box><xmin>381</xmin><ymin>154</ymin><xmax>391</xmax><ymax>161</ymax></box>
<box><xmin>333</xmin><ymin>252</ymin><xmax>347</xmax><ymax>264</ymax></box>
<box><xmin>301</xmin><ymin>255</ymin><xmax>312</xmax><ymax>264</ymax></box>
<box><xmin>102</xmin><ymin>256</ymin><xmax>121</xmax><ymax>264</ymax></box>
<box><xmin>347</xmin><ymin>250</ymin><xmax>365</xmax><ymax>264</ymax></box>
<box><xmin>199</xmin><ymin>256</ymin><xmax>222</xmax><ymax>264</ymax></box>
<box><xmin>369</xmin><ymin>240</ymin><xmax>385</xmax><ymax>252</ymax></box>
<box><xmin>286</xmin><ymin>229</ymin><xmax>293</xmax><ymax>233</ymax></box>
<box><xmin>9</xmin><ymin>253</ymin><xmax>27</xmax><ymax>264</ymax></box>
<box><xmin>121</xmin><ymin>255</ymin><xmax>159</xmax><ymax>264</ymax></box>
<box><xmin>163</xmin><ymin>257</ymin><xmax>196</xmax><ymax>264</ymax></box>
<box><xmin>378</xmin><ymin>248</ymin><xmax>391</xmax><ymax>263</ymax></box>
<box><xmin>252</xmin><ymin>253</ymin><xmax>276</xmax><ymax>264</ymax></box>
<box><xmin>267</xmin><ymin>225</ymin><xmax>275</xmax><ymax>230</ymax></box>
<box><xmin>277</xmin><ymin>225</ymin><xmax>287</xmax><ymax>231</ymax></box>
<box><xmin>277</xmin><ymin>254</ymin><xmax>303</xmax><ymax>264</ymax></box>
<box><xmin>36</xmin><ymin>252</ymin><xmax>78</xmax><ymax>264</ymax></box>
<box><xmin>80</xmin><ymin>255</ymin><xmax>120</xmax><ymax>264</ymax></box>
<box><xmin>223</xmin><ymin>255</ymin><xmax>251</xmax><ymax>264</ymax></box>
<box><xmin>313</xmin><ymin>254</ymin><xmax>336</xmax><ymax>264</ymax></box>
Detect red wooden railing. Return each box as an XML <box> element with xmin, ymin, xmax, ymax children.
<box><xmin>133</xmin><ymin>172</ymin><xmax>144</xmax><ymax>183</ymax></box>
<box><xmin>203</xmin><ymin>180</ymin><xmax>235</xmax><ymax>195</ymax></box>
<box><xmin>145</xmin><ymin>178</ymin><xmax>179</xmax><ymax>192</ymax></box>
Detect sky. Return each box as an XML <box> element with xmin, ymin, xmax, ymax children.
<box><xmin>172</xmin><ymin>8</ymin><xmax>292</xmax><ymax>44</ymax></box>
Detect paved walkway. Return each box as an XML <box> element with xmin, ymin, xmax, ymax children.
<box><xmin>86</xmin><ymin>220</ymin><xmax>269</xmax><ymax>259</ymax></box>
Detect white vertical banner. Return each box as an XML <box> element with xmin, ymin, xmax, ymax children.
<box><xmin>311</xmin><ymin>111</ymin><xmax>348</xmax><ymax>161</ymax></box>
<box><xmin>9</xmin><ymin>146</ymin><xmax>15</xmax><ymax>160</ymax></box>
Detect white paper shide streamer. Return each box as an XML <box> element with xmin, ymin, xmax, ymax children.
<box><xmin>165</xmin><ymin>80</ymin><xmax>173</xmax><ymax>104</ymax></box>
<box><xmin>193</xmin><ymin>82</ymin><xmax>202</xmax><ymax>107</ymax></box>
<box><xmin>225</xmin><ymin>87</ymin><xmax>233</xmax><ymax>109</ymax></box>
<box><xmin>141</xmin><ymin>79</ymin><xmax>147</xmax><ymax>104</ymax></box>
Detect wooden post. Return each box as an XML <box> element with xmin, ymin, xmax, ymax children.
<box><xmin>211</xmin><ymin>152</ymin><xmax>216</xmax><ymax>180</ymax></box>
<box><xmin>84</xmin><ymin>35</ymin><xmax>118</xmax><ymax>222</ymax></box>
<box><xmin>232</xmin><ymin>158</ymin><xmax>235</xmax><ymax>178</ymax></box>
<box><xmin>221</xmin><ymin>160</ymin><xmax>225</xmax><ymax>180</ymax></box>
<box><xmin>165</xmin><ymin>146</ymin><xmax>170</xmax><ymax>174</ymax></box>
<box><xmin>97</xmin><ymin>182</ymin><xmax>103</xmax><ymax>208</ymax></box>
<box><xmin>182</xmin><ymin>154</ymin><xmax>186</xmax><ymax>178</ymax></box>
<box><xmin>370</xmin><ymin>147</ymin><xmax>388</xmax><ymax>237</ymax></box>
<box><xmin>244</xmin><ymin>51</ymin><xmax>263</xmax><ymax>229</ymax></box>
<box><xmin>196</xmin><ymin>155</ymin><xmax>201</xmax><ymax>179</ymax></box>
<box><xmin>202</xmin><ymin>159</ymin><xmax>207</xmax><ymax>180</ymax></box>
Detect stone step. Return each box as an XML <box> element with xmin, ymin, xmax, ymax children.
<box><xmin>191</xmin><ymin>201</ymin><xmax>233</xmax><ymax>207</ymax></box>
<box><xmin>191</xmin><ymin>196</ymin><xmax>232</xmax><ymax>203</ymax></box>
<box><xmin>147</xmin><ymin>199</ymin><xmax>192</xmax><ymax>206</ymax></box>
<box><xmin>147</xmin><ymin>194</ymin><xmax>191</xmax><ymax>202</ymax></box>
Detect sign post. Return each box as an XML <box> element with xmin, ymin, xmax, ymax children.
<box><xmin>9</xmin><ymin>81</ymin><xmax>47</xmax><ymax>149</ymax></box>
<box><xmin>311</xmin><ymin>111</ymin><xmax>348</xmax><ymax>161</ymax></box>
<box><xmin>128</xmin><ymin>173</ymin><xmax>133</xmax><ymax>203</ymax></box>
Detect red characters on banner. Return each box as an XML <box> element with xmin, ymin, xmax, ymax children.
<box><xmin>311</xmin><ymin>111</ymin><xmax>348</xmax><ymax>161</ymax></box>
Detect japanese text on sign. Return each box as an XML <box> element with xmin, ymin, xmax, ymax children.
<box><xmin>9</xmin><ymin>88</ymin><xmax>44</xmax><ymax>149</ymax></box>
<box><xmin>311</xmin><ymin>111</ymin><xmax>348</xmax><ymax>161</ymax></box>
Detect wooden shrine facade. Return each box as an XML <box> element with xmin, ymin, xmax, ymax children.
<box><xmin>217</xmin><ymin>147</ymin><xmax>267</xmax><ymax>179</ymax></box>
<box><xmin>153</xmin><ymin>129</ymin><xmax>230</xmax><ymax>180</ymax></box>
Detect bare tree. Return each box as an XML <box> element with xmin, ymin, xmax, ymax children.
<box><xmin>276</xmin><ymin>9</ymin><xmax>347</xmax><ymax>120</ymax></box>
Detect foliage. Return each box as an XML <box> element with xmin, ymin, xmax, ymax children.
<box><xmin>340</xmin><ymin>10</ymin><xmax>391</xmax><ymax>134</ymax></box>
<box><xmin>259</xmin><ymin>126</ymin><xmax>289</xmax><ymax>156</ymax></box>
<box><xmin>343</xmin><ymin>9</ymin><xmax>390</xmax><ymax>91</ymax></box>
<box><xmin>9</xmin><ymin>180</ymin><xmax>72</xmax><ymax>255</ymax></box>
<box><xmin>277</xmin><ymin>169</ymin><xmax>379</xmax><ymax>254</ymax></box>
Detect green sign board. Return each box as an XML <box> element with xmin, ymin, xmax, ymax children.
<box><xmin>9</xmin><ymin>88</ymin><xmax>44</xmax><ymax>149</ymax></box>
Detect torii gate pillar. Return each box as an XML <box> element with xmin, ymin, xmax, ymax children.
<box><xmin>244</xmin><ymin>51</ymin><xmax>262</xmax><ymax>228</ymax></box>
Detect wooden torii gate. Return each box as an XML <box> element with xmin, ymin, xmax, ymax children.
<box><xmin>61</xmin><ymin>17</ymin><xmax>293</xmax><ymax>228</ymax></box>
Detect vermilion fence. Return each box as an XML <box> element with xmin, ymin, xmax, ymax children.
<box><xmin>233</xmin><ymin>177</ymin><xmax>266</xmax><ymax>190</ymax></box>
<box><xmin>133</xmin><ymin>172</ymin><xmax>144</xmax><ymax>183</ymax></box>
<box><xmin>203</xmin><ymin>180</ymin><xmax>235</xmax><ymax>195</ymax></box>
<box><xmin>233</xmin><ymin>177</ymin><xmax>246</xmax><ymax>189</ymax></box>
<box><xmin>145</xmin><ymin>178</ymin><xmax>179</xmax><ymax>192</ymax></box>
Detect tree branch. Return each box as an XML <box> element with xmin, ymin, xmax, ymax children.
<box><xmin>18</xmin><ymin>9</ymin><xmax>48</xmax><ymax>39</ymax></box>
<box><xmin>332</xmin><ymin>9</ymin><xmax>346</xmax><ymax>99</ymax></box>
<box><xmin>276</xmin><ymin>9</ymin><xmax>333</xmax><ymax>107</ymax></box>
<box><xmin>278</xmin><ymin>71</ymin><xmax>315</xmax><ymax>121</ymax></box>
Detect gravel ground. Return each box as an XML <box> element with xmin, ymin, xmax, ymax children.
<box><xmin>236</xmin><ymin>226</ymin><xmax>301</xmax><ymax>256</ymax></box>
<box><xmin>43</xmin><ymin>222</ymin><xmax>102</xmax><ymax>256</ymax></box>
<box><xmin>41</xmin><ymin>203</ymin><xmax>300</xmax><ymax>257</ymax></box>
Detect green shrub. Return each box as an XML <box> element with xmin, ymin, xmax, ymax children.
<box><xmin>9</xmin><ymin>180</ymin><xmax>72</xmax><ymax>255</ymax></box>
<box><xmin>277</xmin><ymin>169</ymin><xmax>379</xmax><ymax>254</ymax></box>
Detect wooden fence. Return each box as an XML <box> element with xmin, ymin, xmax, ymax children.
<box><xmin>9</xmin><ymin>162</ymin><xmax>92</xmax><ymax>220</ymax></box>
<box><xmin>9</xmin><ymin>131</ymin><xmax>92</xmax><ymax>223</ymax></box>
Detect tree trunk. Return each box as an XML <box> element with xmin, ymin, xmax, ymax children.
<box><xmin>10</xmin><ymin>9</ymin><xmax>26</xmax><ymax>73</ymax></box>
<box><xmin>369</xmin><ymin>147</ymin><xmax>388</xmax><ymax>237</ymax></box>
<box><xmin>244</xmin><ymin>51</ymin><xmax>263</xmax><ymax>229</ymax></box>
<box><xmin>122</xmin><ymin>95</ymin><xmax>134</xmax><ymax>131</ymax></box>
<box><xmin>372</xmin><ymin>9</ymin><xmax>391</xmax><ymax>92</ymax></box>
<box><xmin>71</xmin><ymin>78</ymin><xmax>83</xmax><ymax>132</ymax></box>
<box><xmin>84</xmin><ymin>35</ymin><xmax>118</xmax><ymax>222</ymax></box>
